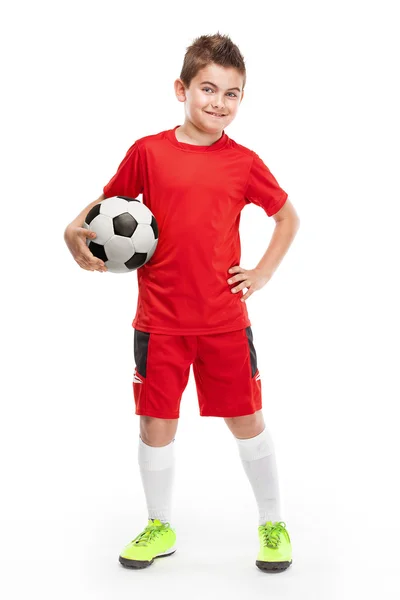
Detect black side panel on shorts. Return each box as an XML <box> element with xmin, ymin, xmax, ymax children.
<box><xmin>134</xmin><ymin>329</ymin><xmax>150</xmax><ymax>378</ymax></box>
<box><xmin>245</xmin><ymin>326</ymin><xmax>258</xmax><ymax>378</ymax></box>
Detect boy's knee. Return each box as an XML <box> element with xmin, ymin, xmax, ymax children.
<box><xmin>140</xmin><ymin>415</ymin><xmax>179</xmax><ymax>446</ymax></box>
<box><xmin>224</xmin><ymin>410</ymin><xmax>265</xmax><ymax>438</ymax></box>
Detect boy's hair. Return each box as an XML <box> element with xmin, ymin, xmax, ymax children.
<box><xmin>179</xmin><ymin>32</ymin><xmax>246</xmax><ymax>90</ymax></box>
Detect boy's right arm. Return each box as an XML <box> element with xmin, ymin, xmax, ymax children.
<box><xmin>64</xmin><ymin>193</ymin><xmax>107</xmax><ymax>272</ymax></box>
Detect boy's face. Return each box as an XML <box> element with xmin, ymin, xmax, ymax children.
<box><xmin>174</xmin><ymin>63</ymin><xmax>244</xmax><ymax>134</ymax></box>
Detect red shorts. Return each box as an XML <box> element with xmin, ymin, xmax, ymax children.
<box><xmin>132</xmin><ymin>326</ymin><xmax>262</xmax><ymax>419</ymax></box>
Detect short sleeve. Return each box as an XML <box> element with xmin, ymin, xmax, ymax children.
<box><xmin>245</xmin><ymin>152</ymin><xmax>288</xmax><ymax>216</ymax></box>
<box><xmin>103</xmin><ymin>142</ymin><xmax>144</xmax><ymax>199</ymax></box>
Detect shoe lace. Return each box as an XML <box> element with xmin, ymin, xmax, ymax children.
<box><xmin>259</xmin><ymin>521</ymin><xmax>287</xmax><ymax>549</ymax></box>
<box><xmin>131</xmin><ymin>522</ymin><xmax>171</xmax><ymax>547</ymax></box>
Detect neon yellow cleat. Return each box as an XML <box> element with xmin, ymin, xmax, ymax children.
<box><xmin>256</xmin><ymin>521</ymin><xmax>292</xmax><ymax>572</ymax></box>
<box><xmin>119</xmin><ymin>519</ymin><xmax>177</xmax><ymax>569</ymax></box>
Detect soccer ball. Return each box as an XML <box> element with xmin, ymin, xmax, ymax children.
<box><xmin>83</xmin><ymin>196</ymin><xmax>159</xmax><ymax>273</ymax></box>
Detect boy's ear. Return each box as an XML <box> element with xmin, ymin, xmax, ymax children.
<box><xmin>174</xmin><ymin>79</ymin><xmax>186</xmax><ymax>102</ymax></box>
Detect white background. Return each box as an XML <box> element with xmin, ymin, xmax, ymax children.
<box><xmin>1</xmin><ymin>0</ymin><xmax>399</xmax><ymax>598</ymax></box>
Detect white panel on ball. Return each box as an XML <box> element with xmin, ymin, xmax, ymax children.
<box><xmin>147</xmin><ymin>239</ymin><xmax>159</xmax><ymax>261</ymax></box>
<box><xmin>132</xmin><ymin>223</ymin><xmax>156</xmax><ymax>253</ymax></box>
<box><xmin>126</xmin><ymin>201</ymin><xmax>153</xmax><ymax>224</ymax></box>
<box><xmin>104</xmin><ymin>235</ymin><xmax>135</xmax><ymax>262</ymax></box>
<box><xmin>104</xmin><ymin>261</ymin><xmax>131</xmax><ymax>273</ymax></box>
<box><xmin>100</xmin><ymin>197</ymin><xmax>131</xmax><ymax>219</ymax></box>
<box><xmin>88</xmin><ymin>214</ymin><xmax>114</xmax><ymax>245</ymax></box>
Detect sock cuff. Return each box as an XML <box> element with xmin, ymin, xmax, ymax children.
<box><xmin>235</xmin><ymin>427</ymin><xmax>274</xmax><ymax>461</ymax></box>
<box><xmin>138</xmin><ymin>435</ymin><xmax>175</xmax><ymax>471</ymax></box>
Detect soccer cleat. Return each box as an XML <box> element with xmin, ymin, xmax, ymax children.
<box><xmin>256</xmin><ymin>521</ymin><xmax>292</xmax><ymax>572</ymax></box>
<box><xmin>119</xmin><ymin>519</ymin><xmax>177</xmax><ymax>569</ymax></box>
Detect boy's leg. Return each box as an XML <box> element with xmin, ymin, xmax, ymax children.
<box><xmin>138</xmin><ymin>417</ymin><xmax>178</xmax><ymax>523</ymax></box>
<box><xmin>193</xmin><ymin>326</ymin><xmax>282</xmax><ymax>524</ymax></box>
<box><xmin>133</xmin><ymin>329</ymin><xmax>197</xmax><ymax>524</ymax></box>
<box><xmin>226</xmin><ymin>417</ymin><xmax>282</xmax><ymax>525</ymax></box>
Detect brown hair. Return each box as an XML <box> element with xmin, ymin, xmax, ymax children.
<box><xmin>179</xmin><ymin>32</ymin><xmax>246</xmax><ymax>90</ymax></box>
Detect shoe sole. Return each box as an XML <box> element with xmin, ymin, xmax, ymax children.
<box><xmin>256</xmin><ymin>559</ymin><xmax>292</xmax><ymax>573</ymax></box>
<box><xmin>119</xmin><ymin>547</ymin><xmax>177</xmax><ymax>569</ymax></box>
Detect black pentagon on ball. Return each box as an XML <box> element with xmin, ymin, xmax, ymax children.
<box><xmin>125</xmin><ymin>252</ymin><xmax>148</xmax><ymax>270</ymax></box>
<box><xmin>88</xmin><ymin>241</ymin><xmax>108</xmax><ymax>261</ymax></box>
<box><xmin>113</xmin><ymin>212</ymin><xmax>138</xmax><ymax>237</ymax></box>
<box><xmin>150</xmin><ymin>216</ymin><xmax>159</xmax><ymax>239</ymax></box>
<box><xmin>85</xmin><ymin>203</ymin><xmax>101</xmax><ymax>225</ymax></box>
<box><xmin>115</xmin><ymin>196</ymin><xmax>158</xmax><ymax>239</ymax></box>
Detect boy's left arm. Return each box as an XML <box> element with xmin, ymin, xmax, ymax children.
<box><xmin>227</xmin><ymin>198</ymin><xmax>300</xmax><ymax>302</ymax></box>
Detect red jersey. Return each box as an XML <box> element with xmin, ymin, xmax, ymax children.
<box><xmin>103</xmin><ymin>125</ymin><xmax>288</xmax><ymax>335</ymax></box>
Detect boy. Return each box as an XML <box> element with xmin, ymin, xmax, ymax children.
<box><xmin>64</xmin><ymin>33</ymin><xmax>300</xmax><ymax>573</ymax></box>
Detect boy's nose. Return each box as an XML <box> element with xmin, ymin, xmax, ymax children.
<box><xmin>212</xmin><ymin>95</ymin><xmax>225</xmax><ymax>108</ymax></box>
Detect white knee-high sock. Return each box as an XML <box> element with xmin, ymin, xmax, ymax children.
<box><xmin>235</xmin><ymin>427</ymin><xmax>282</xmax><ymax>526</ymax></box>
<box><xmin>138</xmin><ymin>435</ymin><xmax>175</xmax><ymax>525</ymax></box>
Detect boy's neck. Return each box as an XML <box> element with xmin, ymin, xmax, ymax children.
<box><xmin>175</xmin><ymin>122</ymin><xmax>224</xmax><ymax>146</ymax></box>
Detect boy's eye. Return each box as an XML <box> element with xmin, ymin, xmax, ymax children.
<box><xmin>202</xmin><ymin>87</ymin><xmax>237</xmax><ymax>98</ymax></box>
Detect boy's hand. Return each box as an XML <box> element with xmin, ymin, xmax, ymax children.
<box><xmin>227</xmin><ymin>266</ymin><xmax>271</xmax><ymax>302</ymax></box>
<box><xmin>64</xmin><ymin>225</ymin><xmax>107</xmax><ymax>272</ymax></box>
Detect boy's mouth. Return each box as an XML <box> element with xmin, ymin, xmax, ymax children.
<box><xmin>205</xmin><ymin>111</ymin><xmax>226</xmax><ymax>118</ymax></box>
